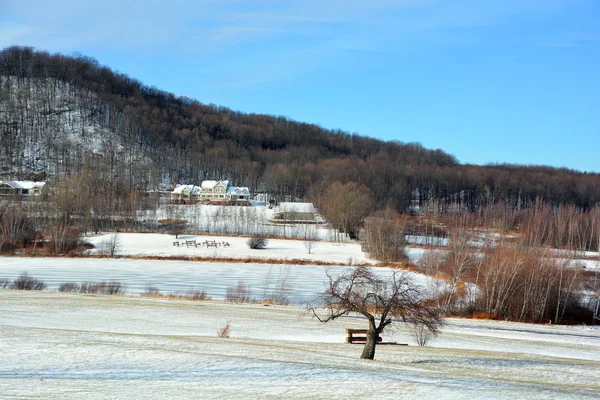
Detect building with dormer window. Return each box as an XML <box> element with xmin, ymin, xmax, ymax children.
<box><xmin>171</xmin><ymin>180</ymin><xmax>250</xmax><ymax>203</ymax></box>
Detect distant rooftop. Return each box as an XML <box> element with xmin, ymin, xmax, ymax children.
<box><xmin>279</xmin><ymin>202</ymin><xmax>315</xmax><ymax>213</ymax></box>
<box><xmin>1</xmin><ymin>180</ymin><xmax>46</xmax><ymax>189</ymax></box>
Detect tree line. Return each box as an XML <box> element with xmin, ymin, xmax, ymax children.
<box><xmin>359</xmin><ymin>206</ymin><xmax>600</xmax><ymax>324</ymax></box>
<box><xmin>1</xmin><ymin>46</ymin><xmax>599</xmax><ymax>213</ymax></box>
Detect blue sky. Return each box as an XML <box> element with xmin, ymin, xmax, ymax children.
<box><xmin>1</xmin><ymin>0</ymin><xmax>599</xmax><ymax>172</ymax></box>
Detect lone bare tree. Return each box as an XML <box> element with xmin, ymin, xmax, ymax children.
<box><xmin>100</xmin><ymin>232</ymin><xmax>120</xmax><ymax>257</ymax></box>
<box><xmin>309</xmin><ymin>266</ymin><xmax>443</xmax><ymax>360</ymax></box>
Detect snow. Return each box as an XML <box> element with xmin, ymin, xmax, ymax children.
<box><xmin>201</xmin><ymin>180</ymin><xmax>229</xmax><ymax>189</ymax></box>
<box><xmin>579</xmin><ymin>260</ymin><xmax>600</xmax><ymax>270</ymax></box>
<box><xmin>0</xmin><ymin>76</ymin><xmax>121</xmax><ymax>174</ymax></box>
<box><xmin>0</xmin><ymin>180</ymin><xmax>46</xmax><ymax>190</ymax></box>
<box><xmin>1</xmin><ymin>290</ymin><xmax>599</xmax><ymax>399</ymax></box>
<box><xmin>278</xmin><ymin>202</ymin><xmax>316</xmax><ymax>213</ymax></box>
<box><xmin>554</xmin><ymin>249</ymin><xmax>600</xmax><ymax>259</ymax></box>
<box><xmin>0</xmin><ymin>257</ymin><xmax>431</xmax><ymax>303</ymax></box>
<box><xmin>226</xmin><ymin>185</ymin><xmax>249</xmax><ymax>195</ymax></box>
<box><xmin>405</xmin><ymin>235</ymin><xmax>448</xmax><ymax>247</ymax></box>
<box><xmin>84</xmin><ymin>232</ymin><xmax>371</xmax><ymax>265</ymax></box>
<box><xmin>171</xmin><ymin>184</ymin><xmax>198</xmax><ymax>194</ymax></box>
<box><xmin>142</xmin><ymin>204</ymin><xmax>335</xmax><ymax>239</ymax></box>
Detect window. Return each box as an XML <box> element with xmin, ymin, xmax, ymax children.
<box><xmin>0</xmin><ymin>184</ymin><xmax>14</xmax><ymax>195</ymax></box>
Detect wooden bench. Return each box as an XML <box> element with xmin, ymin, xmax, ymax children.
<box><xmin>173</xmin><ymin>241</ymin><xmax>181</xmax><ymax>247</ymax></box>
<box><xmin>346</xmin><ymin>329</ymin><xmax>382</xmax><ymax>344</ymax></box>
<box><xmin>205</xmin><ymin>240</ymin><xmax>219</xmax><ymax>248</ymax></box>
<box><xmin>345</xmin><ymin>329</ymin><xmax>406</xmax><ymax>345</ymax></box>
<box><xmin>185</xmin><ymin>240</ymin><xmax>197</xmax><ymax>247</ymax></box>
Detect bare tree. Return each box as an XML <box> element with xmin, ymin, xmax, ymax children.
<box><xmin>261</xmin><ymin>267</ymin><xmax>295</xmax><ymax>305</ymax></box>
<box><xmin>225</xmin><ymin>282</ymin><xmax>253</xmax><ymax>303</ymax></box>
<box><xmin>158</xmin><ymin>217</ymin><xmax>188</xmax><ymax>239</ymax></box>
<box><xmin>361</xmin><ymin>208</ymin><xmax>408</xmax><ymax>262</ymax></box>
<box><xmin>320</xmin><ymin>182</ymin><xmax>374</xmax><ymax>241</ymax></box>
<box><xmin>0</xmin><ymin>202</ymin><xmax>37</xmax><ymax>252</ymax></box>
<box><xmin>406</xmin><ymin>321</ymin><xmax>436</xmax><ymax>346</ymax></box>
<box><xmin>48</xmin><ymin>223</ymin><xmax>81</xmax><ymax>255</ymax></box>
<box><xmin>271</xmin><ymin>266</ymin><xmax>294</xmax><ymax>305</ymax></box>
<box><xmin>100</xmin><ymin>232</ymin><xmax>120</xmax><ymax>257</ymax></box>
<box><xmin>589</xmin><ymin>271</ymin><xmax>600</xmax><ymax>323</ymax></box>
<box><xmin>309</xmin><ymin>266</ymin><xmax>443</xmax><ymax>360</ymax></box>
<box><xmin>303</xmin><ymin>223</ymin><xmax>318</xmax><ymax>254</ymax></box>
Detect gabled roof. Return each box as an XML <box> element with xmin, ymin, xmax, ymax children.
<box><xmin>172</xmin><ymin>184</ymin><xmax>196</xmax><ymax>194</ymax></box>
<box><xmin>279</xmin><ymin>202</ymin><xmax>315</xmax><ymax>213</ymax></box>
<box><xmin>226</xmin><ymin>186</ymin><xmax>249</xmax><ymax>195</ymax></box>
<box><xmin>201</xmin><ymin>180</ymin><xmax>229</xmax><ymax>189</ymax></box>
<box><xmin>1</xmin><ymin>181</ymin><xmax>46</xmax><ymax>190</ymax></box>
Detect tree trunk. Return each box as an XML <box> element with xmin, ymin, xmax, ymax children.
<box><xmin>360</xmin><ymin>328</ymin><xmax>379</xmax><ymax>360</ymax></box>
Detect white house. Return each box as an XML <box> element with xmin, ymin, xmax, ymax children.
<box><xmin>170</xmin><ymin>184</ymin><xmax>201</xmax><ymax>202</ymax></box>
<box><xmin>0</xmin><ymin>181</ymin><xmax>46</xmax><ymax>198</ymax></box>
<box><xmin>170</xmin><ymin>180</ymin><xmax>250</xmax><ymax>203</ymax></box>
<box><xmin>226</xmin><ymin>185</ymin><xmax>250</xmax><ymax>201</ymax></box>
<box><xmin>199</xmin><ymin>180</ymin><xmax>229</xmax><ymax>201</ymax></box>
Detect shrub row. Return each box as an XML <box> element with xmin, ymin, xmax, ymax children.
<box><xmin>0</xmin><ymin>273</ymin><xmax>47</xmax><ymax>290</ymax></box>
<box><xmin>141</xmin><ymin>285</ymin><xmax>210</xmax><ymax>301</ymax></box>
<box><xmin>59</xmin><ymin>281</ymin><xmax>126</xmax><ymax>295</ymax></box>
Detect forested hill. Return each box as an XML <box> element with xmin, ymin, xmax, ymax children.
<box><xmin>1</xmin><ymin>46</ymin><xmax>598</xmax><ymax>211</ymax></box>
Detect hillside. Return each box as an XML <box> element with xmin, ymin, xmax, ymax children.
<box><xmin>1</xmin><ymin>46</ymin><xmax>599</xmax><ymax>210</ymax></box>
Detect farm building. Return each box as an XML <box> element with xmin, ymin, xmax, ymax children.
<box><xmin>274</xmin><ymin>202</ymin><xmax>316</xmax><ymax>223</ymax></box>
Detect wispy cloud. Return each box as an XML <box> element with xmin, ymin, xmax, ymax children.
<box><xmin>1</xmin><ymin>0</ymin><xmax>579</xmax><ymax>52</ymax></box>
<box><xmin>0</xmin><ymin>0</ymin><xmax>446</xmax><ymax>52</ymax></box>
<box><xmin>1</xmin><ymin>0</ymin><xmax>595</xmax><ymax>88</ymax></box>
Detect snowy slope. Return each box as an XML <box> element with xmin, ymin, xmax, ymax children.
<box><xmin>1</xmin><ymin>291</ymin><xmax>599</xmax><ymax>399</ymax></box>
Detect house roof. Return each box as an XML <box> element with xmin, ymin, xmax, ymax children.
<box><xmin>279</xmin><ymin>202</ymin><xmax>315</xmax><ymax>213</ymax></box>
<box><xmin>226</xmin><ymin>186</ymin><xmax>249</xmax><ymax>195</ymax></box>
<box><xmin>1</xmin><ymin>181</ymin><xmax>46</xmax><ymax>190</ymax></box>
<box><xmin>201</xmin><ymin>180</ymin><xmax>229</xmax><ymax>189</ymax></box>
<box><xmin>172</xmin><ymin>184</ymin><xmax>199</xmax><ymax>194</ymax></box>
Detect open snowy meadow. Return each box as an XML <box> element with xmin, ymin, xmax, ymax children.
<box><xmin>84</xmin><ymin>232</ymin><xmax>372</xmax><ymax>265</ymax></box>
<box><xmin>1</xmin><ymin>290</ymin><xmax>599</xmax><ymax>399</ymax></box>
<box><xmin>1</xmin><ymin>232</ymin><xmax>600</xmax><ymax>399</ymax></box>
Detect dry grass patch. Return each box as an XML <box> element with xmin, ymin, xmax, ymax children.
<box><xmin>216</xmin><ymin>320</ymin><xmax>232</xmax><ymax>338</ymax></box>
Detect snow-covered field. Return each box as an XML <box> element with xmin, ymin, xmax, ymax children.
<box><xmin>1</xmin><ymin>291</ymin><xmax>599</xmax><ymax>399</ymax></box>
<box><xmin>2</xmin><ymin>228</ymin><xmax>599</xmax><ymax>398</ymax></box>
<box><xmin>0</xmin><ymin>257</ymin><xmax>433</xmax><ymax>303</ymax></box>
<box><xmin>84</xmin><ymin>232</ymin><xmax>372</xmax><ymax>265</ymax></box>
<box><xmin>141</xmin><ymin>204</ymin><xmax>335</xmax><ymax>239</ymax></box>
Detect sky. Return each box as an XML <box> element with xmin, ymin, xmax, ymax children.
<box><xmin>1</xmin><ymin>0</ymin><xmax>599</xmax><ymax>172</ymax></box>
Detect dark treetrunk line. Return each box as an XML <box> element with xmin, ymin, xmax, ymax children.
<box><xmin>360</xmin><ymin>326</ymin><xmax>379</xmax><ymax>360</ymax></box>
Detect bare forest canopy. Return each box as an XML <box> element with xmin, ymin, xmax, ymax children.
<box><xmin>1</xmin><ymin>46</ymin><xmax>599</xmax><ymax>211</ymax></box>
